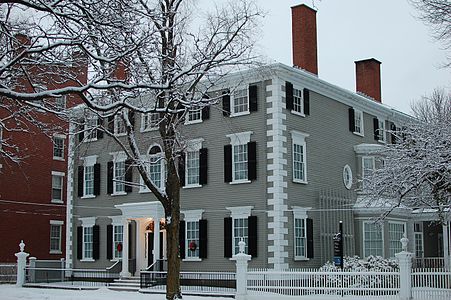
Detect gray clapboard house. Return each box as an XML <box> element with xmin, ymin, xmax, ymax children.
<box><xmin>65</xmin><ymin>4</ymin><xmax>449</xmax><ymax>276</ymax></box>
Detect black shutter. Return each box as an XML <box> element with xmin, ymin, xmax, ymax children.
<box><xmin>348</xmin><ymin>108</ymin><xmax>355</xmax><ymax>132</ymax></box>
<box><xmin>306</xmin><ymin>218</ymin><xmax>314</xmax><ymax>259</ymax></box>
<box><xmin>222</xmin><ymin>91</ymin><xmax>230</xmax><ymax>117</ymax></box>
<box><xmin>178</xmin><ymin>152</ymin><xmax>185</xmax><ymax>187</ymax></box>
<box><xmin>107</xmin><ymin>116</ymin><xmax>114</xmax><ymax>132</ymax></box>
<box><xmin>199</xmin><ymin>219</ymin><xmax>208</xmax><ymax>259</ymax></box>
<box><xmin>249</xmin><ymin>85</ymin><xmax>258</xmax><ymax>112</ymax></box>
<box><xmin>373</xmin><ymin>118</ymin><xmax>379</xmax><ymax>141</ymax></box>
<box><xmin>125</xmin><ymin>159</ymin><xmax>133</xmax><ymax>193</ymax></box>
<box><xmin>107</xmin><ymin>161</ymin><xmax>113</xmax><ymax>195</ymax></box>
<box><xmin>303</xmin><ymin>88</ymin><xmax>310</xmax><ymax>115</ymax></box>
<box><xmin>247</xmin><ymin>141</ymin><xmax>257</xmax><ymax>181</ymax></box>
<box><xmin>390</xmin><ymin>123</ymin><xmax>397</xmax><ymax>144</ymax></box>
<box><xmin>77</xmin><ymin>166</ymin><xmax>84</xmax><ymax>197</ymax></box>
<box><xmin>224</xmin><ymin>145</ymin><xmax>232</xmax><ymax>183</ymax></box>
<box><xmin>248</xmin><ymin>216</ymin><xmax>258</xmax><ymax>257</ymax></box>
<box><xmin>179</xmin><ymin>221</ymin><xmax>186</xmax><ymax>259</ymax></box>
<box><xmin>107</xmin><ymin>225</ymin><xmax>113</xmax><ymax>260</ymax></box>
<box><xmin>199</xmin><ymin>148</ymin><xmax>208</xmax><ymax>185</ymax></box>
<box><xmin>93</xmin><ymin>163</ymin><xmax>101</xmax><ymax>196</ymax></box>
<box><xmin>97</xmin><ymin>118</ymin><xmax>104</xmax><ymax>139</ymax></box>
<box><xmin>128</xmin><ymin>110</ymin><xmax>135</xmax><ymax>129</ymax></box>
<box><xmin>77</xmin><ymin>226</ymin><xmax>83</xmax><ymax>260</ymax></box>
<box><xmin>286</xmin><ymin>81</ymin><xmax>294</xmax><ymax>111</ymax></box>
<box><xmin>93</xmin><ymin>225</ymin><xmax>100</xmax><ymax>260</ymax></box>
<box><xmin>224</xmin><ymin>217</ymin><xmax>232</xmax><ymax>258</ymax></box>
<box><xmin>78</xmin><ymin>123</ymin><xmax>84</xmax><ymax>143</ymax></box>
<box><xmin>202</xmin><ymin>106</ymin><xmax>210</xmax><ymax>120</ymax></box>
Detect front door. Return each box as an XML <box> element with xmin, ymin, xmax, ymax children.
<box><xmin>147</xmin><ymin>232</ymin><xmax>154</xmax><ymax>267</ymax></box>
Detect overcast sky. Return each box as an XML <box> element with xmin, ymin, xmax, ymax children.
<box><xmin>209</xmin><ymin>0</ymin><xmax>450</xmax><ymax>114</ymax></box>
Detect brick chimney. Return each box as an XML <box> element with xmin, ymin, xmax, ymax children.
<box><xmin>113</xmin><ymin>60</ymin><xmax>128</xmax><ymax>81</ymax></box>
<box><xmin>291</xmin><ymin>4</ymin><xmax>318</xmax><ymax>75</ymax></box>
<box><xmin>355</xmin><ymin>58</ymin><xmax>382</xmax><ymax>102</ymax></box>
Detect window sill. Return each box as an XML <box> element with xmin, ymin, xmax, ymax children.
<box><xmin>182</xmin><ymin>258</ymin><xmax>202</xmax><ymax>262</ymax></box>
<box><xmin>185</xmin><ymin>119</ymin><xmax>203</xmax><ymax>125</ymax></box>
<box><xmin>84</xmin><ymin>138</ymin><xmax>98</xmax><ymax>143</ymax></box>
<box><xmin>229</xmin><ymin>180</ymin><xmax>251</xmax><ymax>185</ymax></box>
<box><xmin>294</xmin><ymin>257</ymin><xmax>309</xmax><ymax>261</ymax></box>
<box><xmin>293</xmin><ymin>179</ymin><xmax>308</xmax><ymax>184</ymax></box>
<box><xmin>81</xmin><ymin>195</ymin><xmax>96</xmax><ymax>199</ymax></box>
<box><xmin>183</xmin><ymin>184</ymin><xmax>202</xmax><ymax>189</ymax></box>
<box><xmin>230</xmin><ymin>111</ymin><xmax>250</xmax><ymax>118</ymax></box>
<box><xmin>353</xmin><ymin>131</ymin><xmax>364</xmax><ymax>137</ymax></box>
<box><xmin>378</xmin><ymin>139</ymin><xmax>386</xmax><ymax>144</ymax></box>
<box><xmin>80</xmin><ymin>258</ymin><xmax>95</xmax><ymax>262</ymax></box>
<box><xmin>114</xmin><ymin>133</ymin><xmax>127</xmax><ymax>137</ymax></box>
<box><xmin>53</xmin><ymin>157</ymin><xmax>65</xmax><ymax>161</ymax></box>
<box><xmin>291</xmin><ymin>110</ymin><xmax>305</xmax><ymax>117</ymax></box>
<box><xmin>111</xmin><ymin>191</ymin><xmax>127</xmax><ymax>196</ymax></box>
<box><xmin>49</xmin><ymin>250</ymin><xmax>62</xmax><ymax>255</ymax></box>
<box><xmin>51</xmin><ymin>200</ymin><xmax>64</xmax><ymax>204</ymax></box>
<box><xmin>110</xmin><ymin>258</ymin><xmax>122</xmax><ymax>262</ymax></box>
<box><xmin>140</xmin><ymin>127</ymin><xmax>158</xmax><ymax>133</ymax></box>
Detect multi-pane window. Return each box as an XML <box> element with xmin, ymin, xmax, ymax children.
<box><xmin>188</xmin><ymin>109</ymin><xmax>201</xmax><ymax>123</ymax></box>
<box><xmin>150</xmin><ymin>156</ymin><xmax>162</xmax><ymax>189</ymax></box>
<box><xmin>354</xmin><ymin>110</ymin><xmax>364</xmax><ymax>135</ymax></box>
<box><xmin>85</xmin><ymin>116</ymin><xmax>98</xmax><ymax>140</ymax></box>
<box><xmin>83</xmin><ymin>226</ymin><xmax>93</xmax><ymax>259</ymax></box>
<box><xmin>84</xmin><ymin>165</ymin><xmax>94</xmax><ymax>196</ymax></box>
<box><xmin>52</xmin><ymin>174</ymin><xmax>63</xmax><ymax>202</ymax></box>
<box><xmin>414</xmin><ymin>223</ymin><xmax>424</xmax><ymax>258</ymax></box>
<box><xmin>389</xmin><ymin>222</ymin><xmax>406</xmax><ymax>257</ymax></box>
<box><xmin>142</xmin><ymin>113</ymin><xmax>160</xmax><ymax>131</ymax></box>
<box><xmin>292</xmin><ymin>131</ymin><xmax>309</xmax><ymax>183</ymax></box>
<box><xmin>55</xmin><ymin>96</ymin><xmax>66</xmax><ymax>110</ymax></box>
<box><xmin>186</xmin><ymin>150</ymin><xmax>200</xmax><ymax>185</ymax></box>
<box><xmin>50</xmin><ymin>223</ymin><xmax>62</xmax><ymax>253</ymax></box>
<box><xmin>294</xmin><ymin>218</ymin><xmax>306</xmax><ymax>258</ymax></box>
<box><xmin>113</xmin><ymin>225</ymin><xmax>123</xmax><ymax>259</ymax></box>
<box><xmin>233</xmin><ymin>144</ymin><xmax>248</xmax><ymax>181</ymax></box>
<box><xmin>186</xmin><ymin>221</ymin><xmax>199</xmax><ymax>258</ymax></box>
<box><xmin>378</xmin><ymin>119</ymin><xmax>386</xmax><ymax>143</ymax></box>
<box><xmin>362</xmin><ymin>157</ymin><xmax>375</xmax><ymax>190</ymax></box>
<box><xmin>363</xmin><ymin>222</ymin><xmax>383</xmax><ymax>257</ymax></box>
<box><xmin>114</xmin><ymin>161</ymin><xmax>125</xmax><ymax>193</ymax></box>
<box><xmin>114</xmin><ymin>116</ymin><xmax>126</xmax><ymax>135</ymax></box>
<box><xmin>293</xmin><ymin>88</ymin><xmax>303</xmax><ymax>114</ymax></box>
<box><xmin>53</xmin><ymin>137</ymin><xmax>64</xmax><ymax>159</ymax></box>
<box><xmin>232</xmin><ymin>89</ymin><xmax>248</xmax><ymax>115</ymax></box>
<box><xmin>233</xmin><ymin>218</ymin><xmax>248</xmax><ymax>255</ymax></box>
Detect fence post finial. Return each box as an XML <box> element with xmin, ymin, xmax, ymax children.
<box><xmin>396</xmin><ymin>235</ymin><xmax>413</xmax><ymax>300</ymax></box>
<box><xmin>15</xmin><ymin>240</ymin><xmax>30</xmax><ymax>287</ymax></box>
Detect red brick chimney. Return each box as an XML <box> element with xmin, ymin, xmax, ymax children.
<box><xmin>113</xmin><ymin>60</ymin><xmax>128</xmax><ymax>81</ymax></box>
<box><xmin>355</xmin><ymin>58</ymin><xmax>382</xmax><ymax>102</ymax></box>
<box><xmin>291</xmin><ymin>4</ymin><xmax>318</xmax><ymax>75</ymax></box>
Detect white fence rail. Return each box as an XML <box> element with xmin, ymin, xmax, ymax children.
<box><xmin>248</xmin><ymin>269</ymin><xmax>399</xmax><ymax>298</ymax></box>
<box><xmin>412</xmin><ymin>268</ymin><xmax>451</xmax><ymax>299</ymax></box>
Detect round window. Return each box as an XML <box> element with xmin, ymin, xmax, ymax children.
<box><xmin>343</xmin><ymin>165</ymin><xmax>353</xmax><ymax>190</ymax></box>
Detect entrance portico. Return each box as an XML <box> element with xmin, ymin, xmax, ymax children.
<box><xmin>115</xmin><ymin>201</ymin><xmax>165</xmax><ymax>277</ymax></box>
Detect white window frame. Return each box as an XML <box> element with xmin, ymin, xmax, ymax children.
<box><xmin>343</xmin><ymin>165</ymin><xmax>353</xmax><ymax>190</ymax></box>
<box><xmin>363</xmin><ymin>221</ymin><xmax>384</xmax><ymax>257</ymax></box>
<box><xmin>84</xmin><ymin>114</ymin><xmax>98</xmax><ymax>142</ymax></box>
<box><xmin>291</xmin><ymin>87</ymin><xmax>305</xmax><ymax>117</ymax></box>
<box><xmin>231</xmin><ymin>88</ymin><xmax>250</xmax><ymax>117</ymax></box>
<box><xmin>140</xmin><ymin>145</ymin><xmax>165</xmax><ymax>192</ymax></box>
<box><xmin>226</xmin><ymin>131</ymin><xmax>253</xmax><ymax>184</ymax></box>
<box><xmin>414</xmin><ymin>222</ymin><xmax>424</xmax><ymax>258</ymax></box>
<box><xmin>227</xmin><ymin>206</ymin><xmax>253</xmax><ymax>255</ymax></box>
<box><xmin>81</xmin><ymin>155</ymin><xmax>97</xmax><ymax>199</ymax></box>
<box><xmin>388</xmin><ymin>221</ymin><xmax>406</xmax><ymax>258</ymax></box>
<box><xmin>141</xmin><ymin>112</ymin><xmax>160</xmax><ymax>132</ymax></box>
<box><xmin>291</xmin><ymin>130</ymin><xmax>309</xmax><ymax>184</ymax></box>
<box><xmin>51</xmin><ymin>171</ymin><xmax>65</xmax><ymax>203</ymax></box>
<box><xmin>182</xmin><ymin>210</ymin><xmax>204</xmax><ymax>261</ymax></box>
<box><xmin>186</xmin><ymin>108</ymin><xmax>202</xmax><ymax>125</ymax></box>
<box><xmin>113</xmin><ymin>225</ymin><xmax>124</xmax><ymax>260</ymax></box>
<box><xmin>79</xmin><ymin>217</ymin><xmax>96</xmax><ymax>262</ymax></box>
<box><xmin>110</xmin><ymin>151</ymin><xmax>127</xmax><ymax>196</ymax></box>
<box><xmin>362</xmin><ymin>156</ymin><xmax>375</xmax><ymax>190</ymax></box>
<box><xmin>184</xmin><ymin>138</ymin><xmax>204</xmax><ymax>188</ymax></box>
<box><xmin>52</xmin><ymin>134</ymin><xmax>66</xmax><ymax>160</ymax></box>
<box><xmin>49</xmin><ymin>220</ymin><xmax>63</xmax><ymax>254</ymax></box>
<box><xmin>114</xmin><ymin>114</ymin><xmax>127</xmax><ymax>136</ymax></box>
<box><xmin>378</xmin><ymin>118</ymin><xmax>386</xmax><ymax>143</ymax></box>
<box><xmin>55</xmin><ymin>95</ymin><xmax>67</xmax><ymax>110</ymax></box>
<box><xmin>353</xmin><ymin>109</ymin><xmax>364</xmax><ymax>136</ymax></box>
<box><xmin>292</xmin><ymin>207</ymin><xmax>311</xmax><ymax>260</ymax></box>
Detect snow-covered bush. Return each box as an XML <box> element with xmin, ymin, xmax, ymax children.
<box><xmin>319</xmin><ymin>255</ymin><xmax>399</xmax><ymax>272</ymax></box>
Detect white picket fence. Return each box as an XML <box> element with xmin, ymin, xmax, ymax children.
<box><xmin>412</xmin><ymin>268</ymin><xmax>451</xmax><ymax>299</ymax></box>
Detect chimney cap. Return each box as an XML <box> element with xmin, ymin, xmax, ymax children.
<box><xmin>291</xmin><ymin>4</ymin><xmax>317</xmax><ymax>13</ymax></box>
<box><xmin>354</xmin><ymin>58</ymin><xmax>382</xmax><ymax>65</ymax></box>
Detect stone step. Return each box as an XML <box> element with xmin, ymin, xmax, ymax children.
<box><xmin>108</xmin><ymin>286</ymin><xmax>140</xmax><ymax>292</ymax></box>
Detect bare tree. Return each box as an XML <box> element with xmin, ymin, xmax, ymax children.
<box><xmin>2</xmin><ymin>1</ymin><xmax>262</xmax><ymax>298</ymax></box>
<box><xmin>364</xmin><ymin>88</ymin><xmax>451</xmax><ymax>222</ymax></box>
<box><xmin>409</xmin><ymin>0</ymin><xmax>451</xmax><ymax>66</ymax></box>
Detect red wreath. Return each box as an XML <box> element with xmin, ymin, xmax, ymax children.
<box><xmin>188</xmin><ymin>241</ymin><xmax>197</xmax><ymax>251</ymax></box>
<box><xmin>117</xmin><ymin>243</ymin><xmax>123</xmax><ymax>253</ymax></box>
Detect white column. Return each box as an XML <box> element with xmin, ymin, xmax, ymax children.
<box><xmin>15</xmin><ymin>241</ymin><xmax>29</xmax><ymax>287</ymax></box>
<box><xmin>396</xmin><ymin>235</ymin><xmax>412</xmax><ymax>300</ymax></box>
<box><xmin>231</xmin><ymin>240</ymin><xmax>251</xmax><ymax>300</ymax></box>
<box><xmin>120</xmin><ymin>219</ymin><xmax>131</xmax><ymax>277</ymax></box>
<box><xmin>443</xmin><ymin>222</ymin><xmax>450</xmax><ymax>269</ymax></box>
<box><xmin>153</xmin><ymin>219</ymin><xmax>160</xmax><ymax>268</ymax></box>
<box><xmin>135</xmin><ymin>219</ymin><xmax>143</xmax><ymax>271</ymax></box>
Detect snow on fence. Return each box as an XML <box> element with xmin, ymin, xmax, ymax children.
<box><xmin>247</xmin><ymin>268</ymin><xmax>399</xmax><ymax>298</ymax></box>
<box><xmin>412</xmin><ymin>268</ymin><xmax>451</xmax><ymax>299</ymax></box>
<box><xmin>0</xmin><ymin>264</ymin><xmax>16</xmax><ymax>283</ymax></box>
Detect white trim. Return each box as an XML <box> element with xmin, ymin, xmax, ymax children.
<box><xmin>51</xmin><ymin>171</ymin><xmax>65</xmax><ymax>177</ymax></box>
<box><xmin>388</xmin><ymin>221</ymin><xmax>406</xmax><ymax>258</ymax></box>
<box><xmin>377</xmin><ymin>118</ymin><xmax>387</xmax><ymax>144</ymax></box>
<box><xmin>226</xmin><ymin>131</ymin><xmax>253</xmax><ymax>146</ymax></box>
<box><xmin>109</xmin><ymin>215</ymin><xmax>123</xmax><ymax>226</ymax></box>
<box><xmin>182</xmin><ymin>209</ymin><xmax>204</xmax><ymax>221</ymax></box>
<box><xmin>343</xmin><ymin>165</ymin><xmax>353</xmax><ymax>190</ymax></box>
<box><xmin>110</xmin><ymin>151</ymin><xmax>127</xmax><ymax>162</ymax></box>
<box><xmin>226</xmin><ymin>206</ymin><xmax>253</xmax><ymax>219</ymax></box>
<box><xmin>362</xmin><ymin>221</ymin><xmax>384</xmax><ymax>257</ymax></box>
<box><xmin>186</xmin><ymin>138</ymin><xmax>204</xmax><ymax>152</ymax></box>
<box><xmin>353</xmin><ymin>109</ymin><xmax>364</xmax><ymax>137</ymax></box>
<box><xmin>230</xmin><ymin>87</ymin><xmax>250</xmax><ymax>117</ymax></box>
<box><xmin>79</xmin><ymin>217</ymin><xmax>96</xmax><ymax>227</ymax></box>
<box><xmin>81</xmin><ymin>155</ymin><xmax>98</xmax><ymax>166</ymax></box>
<box><xmin>354</xmin><ymin>143</ymin><xmax>383</xmax><ymax>155</ymax></box>
<box><xmin>50</xmin><ymin>220</ymin><xmax>64</xmax><ymax>225</ymax></box>
<box><xmin>291</xmin><ymin>130</ymin><xmax>309</xmax><ymax>184</ymax></box>
<box><xmin>65</xmin><ymin>122</ymin><xmax>76</xmax><ymax>269</ymax></box>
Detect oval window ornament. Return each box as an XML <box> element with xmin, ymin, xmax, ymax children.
<box><xmin>343</xmin><ymin>165</ymin><xmax>352</xmax><ymax>190</ymax></box>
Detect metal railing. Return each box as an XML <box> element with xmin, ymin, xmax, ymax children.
<box><xmin>140</xmin><ymin>271</ymin><xmax>236</xmax><ymax>294</ymax></box>
<box><xmin>0</xmin><ymin>264</ymin><xmax>16</xmax><ymax>283</ymax></box>
<box><xmin>25</xmin><ymin>267</ymin><xmax>119</xmax><ymax>287</ymax></box>
<box><xmin>412</xmin><ymin>257</ymin><xmax>445</xmax><ymax>269</ymax></box>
